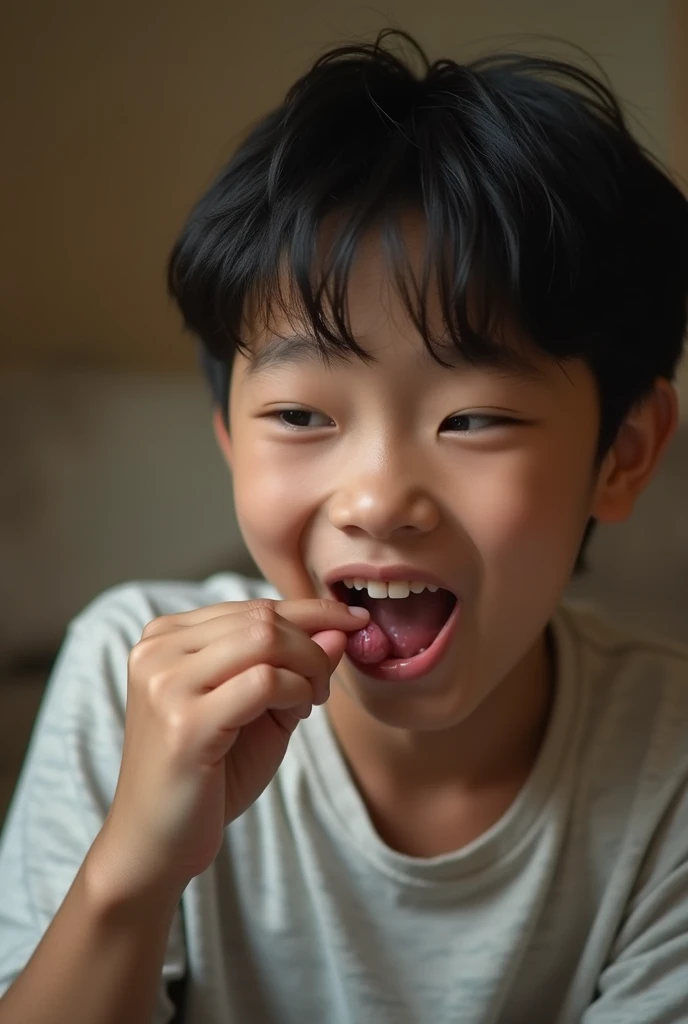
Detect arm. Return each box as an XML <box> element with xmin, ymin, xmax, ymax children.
<box><xmin>0</xmin><ymin>600</ymin><xmax>186</xmax><ymax>1024</ymax></box>
<box><xmin>0</xmin><ymin>850</ymin><xmax>181</xmax><ymax>1024</ymax></box>
<box><xmin>0</xmin><ymin>589</ymin><xmax>367</xmax><ymax>1023</ymax></box>
<box><xmin>575</xmin><ymin>753</ymin><xmax>688</xmax><ymax>1024</ymax></box>
<box><xmin>581</xmin><ymin>855</ymin><xmax>688</xmax><ymax>1024</ymax></box>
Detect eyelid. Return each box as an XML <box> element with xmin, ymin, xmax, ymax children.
<box><xmin>441</xmin><ymin>413</ymin><xmax>514</xmax><ymax>431</ymax></box>
<box><xmin>263</xmin><ymin>408</ymin><xmax>520</xmax><ymax>433</ymax></box>
<box><xmin>268</xmin><ymin>407</ymin><xmax>334</xmax><ymax>429</ymax></box>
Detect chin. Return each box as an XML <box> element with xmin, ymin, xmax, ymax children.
<box><xmin>332</xmin><ymin>653</ymin><xmax>484</xmax><ymax>728</ymax></box>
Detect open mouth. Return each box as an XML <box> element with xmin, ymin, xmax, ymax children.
<box><xmin>331</xmin><ymin>578</ymin><xmax>458</xmax><ymax>668</ymax></box>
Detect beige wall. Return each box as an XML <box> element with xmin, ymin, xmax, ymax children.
<box><xmin>671</xmin><ymin>0</ymin><xmax>688</xmax><ymax>186</ymax></box>
<box><xmin>1</xmin><ymin>0</ymin><xmax>683</xmax><ymax>395</ymax></box>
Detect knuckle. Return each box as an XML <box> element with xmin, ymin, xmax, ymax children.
<box><xmin>248</xmin><ymin>617</ymin><xmax>282</xmax><ymax>651</ymax></box>
<box><xmin>146</xmin><ymin>666</ymin><xmax>177</xmax><ymax>702</ymax></box>
<box><xmin>245</xmin><ymin>599</ymin><xmax>279</xmax><ymax>622</ymax></box>
<box><xmin>128</xmin><ymin>635</ymin><xmax>158</xmax><ymax>674</ymax></box>
<box><xmin>141</xmin><ymin>615</ymin><xmax>172</xmax><ymax>639</ymax></box>
<box><xmin>250</xmin><ymin>663</ymin><xmax>280</xmax><ymax>701</ymax></box>
<box><xmin>127</xmin><ymin>641</ymin><xmax>179</xmax><ymax>706</ymax></box>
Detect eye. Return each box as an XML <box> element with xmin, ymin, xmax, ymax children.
<box><xmin>441</xmin><ymin>414</ymin><xmax>511</xmax><ymax>433</ymax></box>
<box><xmin>274</xmin><ymin>408</ymin><xmax>334</xmax><ymax>429</ymax></box>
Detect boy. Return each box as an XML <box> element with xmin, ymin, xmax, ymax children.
<box><xmin>1</xmin><ymin>29</ymin><xmax>688</xmax><ymax>1024</ymax></box>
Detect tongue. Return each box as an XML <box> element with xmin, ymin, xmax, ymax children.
<box><xmin>346</xmin><ymin>590</ymin><xmax>453</xmax><ymax>665</ymax></box>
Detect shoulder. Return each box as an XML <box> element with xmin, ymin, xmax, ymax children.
<box><xmin>555</xmin><ymin>602</ymin><xmax>688</xmax><ymax>806</ymax></box>
<box><xmin>556</xmin><ymin>602</ymin><xmax>688</xmax><ymax>695</ymax></box>
<box><xmin>550</xmin><ymin>607</ymin><xmax>688</xmax><ymax>898</ymax></box>
<box><xmin>556</xmin><ymin>603</ymin><xmax>688</xmax><ymax>732</ymax></box>
<box><xmin>32</xmin><ymin>572</ymin><xmax>280</xmax><ymax>742</ymax></box>
<box><xmin>69</xmin><ymin>571</ymin><xmax>280</xmax><ymax>648</ymax></box>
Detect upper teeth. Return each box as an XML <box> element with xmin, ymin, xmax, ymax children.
<box><xmin>341</xmin><ymin>578</ymin><xmax>439</xmax><ymax>599</ymax></box>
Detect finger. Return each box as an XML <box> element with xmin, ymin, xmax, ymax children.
<box><xmin>199</xmin><ymin>664</ymin><xmax>313</xmax><ymax>749</ymax></box>
<box><xmin>141</xmin><ymin>602</ymin><xmax>251</xmax><ymax>638</ymax></box>
<box><xmin>274</xmin><ymin>599</ymin><xmax>369</xmax><ymax>636</ymax></box>
<box><xmin>139</xmin><ymin>602</ymin><xmax>368</xmax><ymax>664</ymax></box>
<box><xmin>142</xmin><ymin>597</ymin><xmax>368</xmax><ymax>638</ymax></box>
<box><xmin>139</xmin><ymin>606</ymin><xmax>347</xmax><ymax>660</ymax></box>
<box><xmin>169</xmin><ymin>621</ymin><xmax>333</xmax><ymax>702</ymax></box>
<box><xmin>311</xmin><ymin>628</ymin><xmax>348</xmax><ymax>675</ymax></box>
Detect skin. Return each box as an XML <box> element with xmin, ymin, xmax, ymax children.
<box><xmin>216</xmin><ymin>225</ymin><xmax>678</xmax><ymax>857</ymax></box>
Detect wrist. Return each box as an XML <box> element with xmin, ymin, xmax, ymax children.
<box><xmin>83</xmin><ymin>829</ymin><xmax>186</xmax><ymax>925</ymax></box>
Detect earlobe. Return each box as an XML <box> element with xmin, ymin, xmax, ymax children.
<box><xmin>591</xmin><ymin>379</ymin><xmax>678</xmax><ymax>524</ymax></box>
<box><xmin>211</xmin><ymin>407</ymin><xmax>233</xmax><ymax>470</ymax></box>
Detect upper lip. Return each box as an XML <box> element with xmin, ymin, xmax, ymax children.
<box><xmin>323</xmin><ymin>564</ymin><xmax>458</xmax><ymax>596</ymax></box>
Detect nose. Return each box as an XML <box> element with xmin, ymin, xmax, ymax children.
<box><xmin>328</xmin><ymin>462</ymin><xmax>440</xmax><ymax>540</ymax></box>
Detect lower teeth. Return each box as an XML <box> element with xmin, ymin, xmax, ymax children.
<box><xmin>418</xmin><ymin>647</ymin><xmax>427</xmax><ymax>654</ymax></box>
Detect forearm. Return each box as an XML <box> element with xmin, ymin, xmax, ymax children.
<box><xmin>0</xmin><ymin>844</ymin><xmax>181</xmax><ymax>1024</ymax></box>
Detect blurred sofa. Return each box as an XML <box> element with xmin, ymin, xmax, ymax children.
<box><xmin>0</xmin><ymin>369</ymin><xmax>257</xmax><ymax>671</ymax></box>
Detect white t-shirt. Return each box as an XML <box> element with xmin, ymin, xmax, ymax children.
<box><xmin>1</xmin><ymin>572</ymin><xmax>688</xmax><ymax>1024</ymax></box>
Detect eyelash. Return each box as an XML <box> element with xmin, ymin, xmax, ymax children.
<box><xmin>276</xmin><ymin>409</ymin><xmax>334</xmax><ymax>429</ymax></box>
<box><xmin>272</xmin><ymin>410</ymin><xmax>513</xmax><ymax>433</ymax></box>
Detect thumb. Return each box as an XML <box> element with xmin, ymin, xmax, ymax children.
<box><xmin>310</xmin><ymin>629</ymin><xmax>348</xmax><ymax>673</ymax></box>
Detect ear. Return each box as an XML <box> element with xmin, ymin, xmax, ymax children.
<box><xmin>212</xmin><ymin>407</ymin><xmax>233</xmax><ymax>470</ymax></box>
<box><xmin>591</xmin><ymin>378</ymin><xmax>679</xmax><ymax>524</ymax></box>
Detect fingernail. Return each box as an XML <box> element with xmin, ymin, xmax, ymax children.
<box><xmin>348</xmin><ymin>606</ymin><xmax>369</xmax><ymax>619</ymax></box>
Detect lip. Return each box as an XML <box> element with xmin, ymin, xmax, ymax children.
<box><xmin>347</xmin><ymin>599</ymin><xmax>462</xmax><ymax>683</ymax></box>
<box><xmin>323</xmin><ymin>563</ymin><xmax>458</xmax><ymax>596</ymax></box>
<box><xmin>322</xmin><ymin>562</ymin><xmax>462</xmax><ymax>684</ymax></box>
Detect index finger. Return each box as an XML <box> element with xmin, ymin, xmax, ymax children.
<box><xmin>145</xmin><ymin>597</ymin><xmax>369</xmax><ymax>635</ymax></box>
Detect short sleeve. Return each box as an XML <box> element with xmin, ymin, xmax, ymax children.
<box><xmin>0</xmin><ymin>590</ymin><xmax>186</xmax><ymax>1021</ymax></box>
<box><xmin>582</xmin><ymin>788</ymin><xmax>688</xmax><ymax>1023</ymax></box>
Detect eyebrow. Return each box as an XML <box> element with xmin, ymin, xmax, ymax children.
<box><xmin>245</xmin><ymin>335</ymin><xmax>351</xmax><ymax>377</ymax></box>
<box><xmin>245</xmin><ymin>333</ymin><xmax>546</xmax><ymax>383</ymax></box>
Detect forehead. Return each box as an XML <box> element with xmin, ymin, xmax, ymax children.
<box><xmin>238</xmin><ymin>218</ymin><xmax>549</xmax><ymax>385</ymax></box>
<box><xmin>242</xmin><ymin>331</ymin><xmax>547</xmax><ymax>387</ymax></box>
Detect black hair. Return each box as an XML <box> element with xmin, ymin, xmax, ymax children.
<box><xmin>168</xmin><ymin>30</ymin><xmax>688</xmax><ymax>571</ymax></box>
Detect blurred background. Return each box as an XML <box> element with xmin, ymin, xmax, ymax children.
<box><xmin>1</xmin><ymin>0</ymin><xmax>687</xmax><ymax>824</ymax></box>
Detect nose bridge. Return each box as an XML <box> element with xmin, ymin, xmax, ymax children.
<box><xmin>329</xmin><ymin>422</ymin><xmax>439</xmax><ymax>536</ymax></box>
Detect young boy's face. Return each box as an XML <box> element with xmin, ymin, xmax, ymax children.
<box><xmin>223</xmin><ymin>225</ymin><xmax>607</xmax><ymax>730</ymax></box>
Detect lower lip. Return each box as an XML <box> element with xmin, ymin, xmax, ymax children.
<box><xmin>347</xmin><ymin>599</ymin><xmax>462</xmax><ymax>682</ymax></box>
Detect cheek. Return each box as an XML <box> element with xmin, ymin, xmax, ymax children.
<box><xmin>231</xmin><ymin>443</ymin><xmax>319</xmax><ymax>569</ymax></box>
<box><xmin>459</xmin><ymin>444</ymin><xmax>594</xmax><ymax>589</ymax></box>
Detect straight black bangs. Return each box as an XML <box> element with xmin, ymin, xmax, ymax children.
<box><xmin>168</xmin><ymin>30</ymin><xmax>688</xmax><ymax>447</ymax></box>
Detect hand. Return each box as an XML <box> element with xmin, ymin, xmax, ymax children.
<box><xmin>92</xmin><ymin>598</ymin><xmax>369</xmax><ymax>899</ymax></box>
